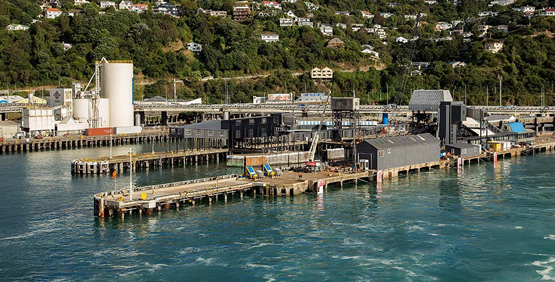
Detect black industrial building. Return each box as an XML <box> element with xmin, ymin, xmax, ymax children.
<box><xmin>169</xmin><ymin>120</ymin><xmax>228</xmax><ymax>150</ymax></box>
<box><xmin>356</xmin><ymin>133</ymin><xmax>440</xmax><ymax>170</ymax></box>
<box><xmin>445</xmin><ymin>143</ymin><xmax>481</xmax><ymax>158</ymax></box>
<box><xmin>170</xmin><ymin>113</ymin><xmax>296</xmax><ymax>150</ymax></box>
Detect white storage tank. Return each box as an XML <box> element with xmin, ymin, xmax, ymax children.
<box><xmin>98</xmin><ymin>98</ymin><xmax>111</xmax><ymax>127</ymax></box>
<box><xmin>101</xmin><ymin>61</ymin><xmax>134</xmax><ymax>127</ymax></box>
<box><xmin>73</xmin><ymin>99</ymin><xmax>91</xmax><ymax>122</ymax></box>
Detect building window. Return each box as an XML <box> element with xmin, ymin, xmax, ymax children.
<box><xmin>379</xmin><ymin>150</ymin><xmax>384</xmax><ymax>157</ymax></box>
<box><xmin>208</xmin><ymin>130</ymin><xmax>214</xmax><ymax>137</ymax></box>
<box><xmin>261</xmin><ymin>118</ymin><xmax>267</xmax><ymax>125</ymax></box>
<box><xmin>235</xmin><ymin>129</ymin><xmax>241</xmax><ymax>138</ymax></box>
<box><xmin>185</xmin><ymin>129</ymin><xmax>192</xmax><ymax>136</ymax></box>
<box><xmin>248</xmin><ymin>129</ymin><xmax>254</xmax><ymax>137</ymax></box>
<box><xmin>249</xmin><ymin>119</ymin><xmax>254</xmax><ymax>125</ymax></box>
<box><xmin>195</xmin><ymin>129</ymin><xmax>202</xmax><ymax>135</ymax></box>
<box><xmin>387</xmin><ymin>148</ymin><xmax>391</xmax><ymax>154</ymax></box>
<box><xmin>236</xmin><ymin>120</ymin><xmax>241</xmax><ymax>126</ymax></box>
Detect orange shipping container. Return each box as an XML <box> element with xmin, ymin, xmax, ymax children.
<box><xmin>85</xmin><ymin>127</ymin><xmax>114</xmax><ymax>136</ymax></box>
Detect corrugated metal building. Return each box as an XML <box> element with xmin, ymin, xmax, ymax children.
<box><xmin>356</xmin><ymin>133</ymin><xmax>440</xmax><ymax>170</ymax></box>
<box><xmin>445</xmin><ymin>142</ymin><xmax>481</xmax><ymax>158</ymax></box>
<box><xmin>409</xmin><ymin>90</ymin><xmax>453</xmax><ymax>112</ymax></box>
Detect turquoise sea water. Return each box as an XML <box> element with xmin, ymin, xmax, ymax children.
<box><xmin>2</xmin><ymin>142</ymin><xmax>555</xmax><ymax>281</ymax></box>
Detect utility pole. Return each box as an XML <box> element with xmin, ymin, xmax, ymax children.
<box><xmin>386</xmin><ymin>83</ymin><xmax>389</xmax><ymax>105</ymax></box>
<box><xmin>129</xmin><ymin>148</ymin><xmax>133</xmax><ymax>201</ymax></box>
<box><xmin>165</xmin><ymin>85</ymin><xmax>168</xmax><ymax>105</ymax></box>
<box><xmin>486</xmin><ymin>85</ymin><xmax>489</xmax><ymax>107</ymax></box>
<box><xmin>498</xmin><ymin>75</ymin><xmax>503</xmax><ymax>106</ymax></box>
<box><xmin>464</xmin><ymin>84</ymin><xmax>467</xmax><ymax>105</ymax></box>
<box><xmin>173</xmin><ymin>79</ymin><xmax>177</xmax><ymax>102</ymax></box>
<box><xmin>225</xmin><ymin>79</ymin><xmax>229</xmax><ymax>104</ymax></box>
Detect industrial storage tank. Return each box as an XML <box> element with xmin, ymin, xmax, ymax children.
<box><xmin>98</xmin><ymin>98</ymin><xmax>110</xmax><ymax>127</ymax></box>
<box><xmin>101</xmin><ymin>61</ymin><xmax>134</xmax><ymax>127</ymax></box>
<box><xmin>72</xmin><ymin>99</ymin><xmax>91</xmax><ymax>122</ymax></box>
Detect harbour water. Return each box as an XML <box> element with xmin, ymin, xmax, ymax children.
<box><xmin>2</xmin><ymin>143</ymin><xmax>555</xmax><ymax>281</ymax></box>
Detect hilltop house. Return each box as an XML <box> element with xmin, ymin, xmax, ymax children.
<box><xmin>360</xmin><ymin>10</ymin><xmax>374</xmax><ymax>19</ymax></box>
<box><xmin>187</xmin><ymin>42</ymin><xmax>202</xmax><ymax>52</ymax></box>
<box><xmin>119</xmin><ymin>1</ymin><xmax>133</xmax><ymax>10</ymax></box>
<box><xmin>45</xmin><ymin>8</ymin><xmax>62</xmax><ymax>19</ymax></box>
<box><xmin>260</xmin><ymin>33</ymin><xmax>279</xmax><ymax>42</ymax></box>
<box><xmin>311</xmin><ymin>67</ymin><xmax>333</xmax><ymax>79</ymax></box>
<box><xmin>327</xmin><ymin>38</ymin><xmax>345</xmax><ymax>49</ymax></box>
<box><xmin>485</xmin><ymin>41</ymin><xmax>504</xmax><ymax>53</ymax></box>
<box><xmin>99</xmin><ymin>1</ymin><xmax>116</xmax><ymax>9</ymax></box>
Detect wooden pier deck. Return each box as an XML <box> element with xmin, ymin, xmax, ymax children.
<box><xmin>72</xmin><ymin>148</ymin><xmax>229</xmax><ymax>175</ymax></box>
<box><xmin>93</xmin><ymin>170</ymin><xmax>377</xmax><ymax>218</ymax></box>
<box><xmin>1</xmin><ymin>130</ymin><xmax>170</xmax><ymax>154</ymax></box>
<box><xmin>93</xmin><ymin>136</ymin><xmax>555</xmax><ymax>218</ymax></box>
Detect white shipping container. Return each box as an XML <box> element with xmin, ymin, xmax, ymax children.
<box><xmin>114</xmin><ymin>126</ymin><xmax>142</xmax><ymax>134</ymax></box>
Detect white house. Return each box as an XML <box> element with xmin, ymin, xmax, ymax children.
<box><xmin>404</xmin><ymin>14</ymin><xmax>417</xmax><ymax>20</ymax></box>
<box><xmin>513</xmin><ymin>6</ymin><xmax>536</xmax><ymax>14</ymax></box>
<box><xmin>45</xmin><ymin>8</ymin><xmax>62</xmax><ymax>19</ymax></box>
<box><xmin>62</xmin><ymin>42</ymin><xmax>73</xmax><ymax>51</ymax></box>
<box><xmin>285</xmin><ymin>10</ymin><xmax>298</xmax><ymax>18</ymax></box>
<box><xmin>262</xmin><ymin>1</ymin><xmax>282</xmax><ymax>9</ymax></box>
<box><xmin>540</xmin><ymin>7</ymin><xmax>555</xmax><ymax>16</ymax></box>
<box><xmin>336</xmin><ymin>23</ymin><xmax>347</xmax><ymax>29</ymax></box>
<box><xmin>187</xmin><ymin>42</ymin><xmax>202</xmax><ymax>52</ymax></box>
<box><xmin>478</xmin><ymin>11</ymin><xmax>498</xmax><ymax>17</ymax></box>
<box><xmin>395</xmin><ymin>36</ymin><xmax>408</xmax><ymax>43</ymax></box>
<box><xmin>74</xmin><ymin>0</ymin><xmax>89</xmax><ymax>5</ymax></box>
<box><xmin>361</xmin><ymin>47</ymin><xmax>379</xmax><ymax>58</ymax></box>
<box><xmin>424</xmin><ymin>0</ymin><xmax>437</xmax><ymax>3</ymax></box>
<box><xmin>379</xmin><ymin>12</ymin><xmax>394</xmax><ymax>18</ymax></box>
<box><xmin>335</xmin><ymin>11</ymin><xmax>350</xmax><ymax>16</ymax></box>
<box><xmin>485</xmin><ymin>42</ymin><xmax>504</xmax><ymax>53</ymax></box>
<box><xmin>435</xmin><ymin>22</ymin><xmax>453</xmax><ymax>30</ymax></box>
<box><xmin>488</xmin><ymin>0</ymin><xmax>514</xmax><ymax>6</ymax></box>
<box><xmin>352</xmin><ymin>23</ymin><xmax>364</xmax><ymax>32</ymax></box>
<box><xmin>280</xmin><ymin>18</ymin><xmax>294</xmax><ymax>26</ymax></box>
<box><xmin>6</xmin><ymin>24</ymin><xmax>29</xmax><ymax>31</ymax></box>
<box><xmin>99</xmin><ymin>1</ymin><xmax>116</xmax><ymax>9</ymax></box>
<box><xmin>450</xmin><ymin>61</ymin><xmax>467</xmax><ymax>68</ymax></box>
<box><xmin>298</xmin><ymin>20</ymin><xmax>313</xmax><ymax>27</ymax></box>
<box><xmin>260</xmin><ymin>33</ymin><xmax>279</xmax><ymax>42</ymax></box>
<box><xmin>131</xmin><ymin>4</ymin><xmax>149</xmax><ymax>13</ymax></box>
<box><xmin>360</xmin><ymin>10</ymin><xmax>374</xmax><ymax>19</ymax></box>
<box><xmin>319</xmin><ymin>24</ymin><xmax>333</xmax><ymax>36</ymax></box>
<box><xmin>119</xmin><ymin>1</ymin><xmax>133</xmax><ymax>10</ymax></box>
<box><xmin>311</xmin><ymin>67</ymin><xmax>333</xmax><ymax>79</ymax></box>
<box><xmin>282</xmin><ymin>0</ymin><xmax>297</xmax><ymax>3</ymax></box>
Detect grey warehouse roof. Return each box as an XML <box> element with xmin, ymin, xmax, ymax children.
<box><xmin>176</xmin><ymin>120</ymin><xmax>224</xmax><ymax>130</ymax></box>
<box><xmin>409</xmin><ymin>90</ymin><xmax>453</xmax><ymax>111</ymax></box>
<box><xmin>362</xmin><ymin>133</ymin><xmax>438</xmax><ymax>150</ymax></box>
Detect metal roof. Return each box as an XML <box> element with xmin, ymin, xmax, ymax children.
<box><xmin>174</xmin><ymin>120</ymin><xmax>224</xmax><ymax>130</ymax></box>
<box><xmin>362</xmin><ymin>133</ymin><xmax>438</xmax><ymax>150</ymax></box>
<box><xmin>508</xmin><ymin>122</ymin><xmax>525</xmax><ymax>133</ymax></box>
<box><xmin>409</xmin><ymin>90</ymin><xmax>453</xmax><ymax>111</ymax></box>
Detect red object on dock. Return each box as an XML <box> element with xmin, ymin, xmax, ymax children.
<box><xmin>305</xmin><ymin>161</ymin><xmax>317</xmax><ymax>167</ymax></box>
<box><xmin>85</xmin><ymin>128</ymin><xmax>114</xmax><ymax>136</ymax></box>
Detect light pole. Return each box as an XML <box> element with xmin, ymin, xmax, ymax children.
<box><xmin>129</xmin><ymin>148</ymin><xmax>133</xmax><ymax>201</ymax></box>
<box><xmin>109</xmin><ymin>134</ymin><xmax>113</xmax><ymax>159</ymax></box>
<box><xmin>498</xmin><ymin>75</ymin><xmax>503</xmax><ymax>106</ymax></box>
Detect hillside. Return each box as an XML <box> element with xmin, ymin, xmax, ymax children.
<box><xmin>1</xmin><ymin>0</ymin><xmax>555</xmax><ymax>105</ymax></box>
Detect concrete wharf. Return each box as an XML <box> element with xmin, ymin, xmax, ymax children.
<box><xmin>0</xmin><ymin>130</ymin><xmax>170</xmax><ymax>154</ymax></box>
<box><xmin>93</xmin><ymin>137</ymin><xmax>555</xmax><ymax>218</ymax></box>
<box><xmin>72</xmin><ymin>148</ymin><xmax>228</xmax><ymax>175</ymax></box>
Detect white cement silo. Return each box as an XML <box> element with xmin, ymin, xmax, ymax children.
<box><xmin>73</xmin><ymin>99</ymin><xmax>91</xmax><ymax>122</ymax></box>
<box><xmin>101</xmin><ymin>61</ymin><xmax>134</xmax><ymax>127</ymax></box>
<box><xmin>98</xmin><ymin>98</ymin><xmax>111</xmax><ymax>127</ymax></box>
